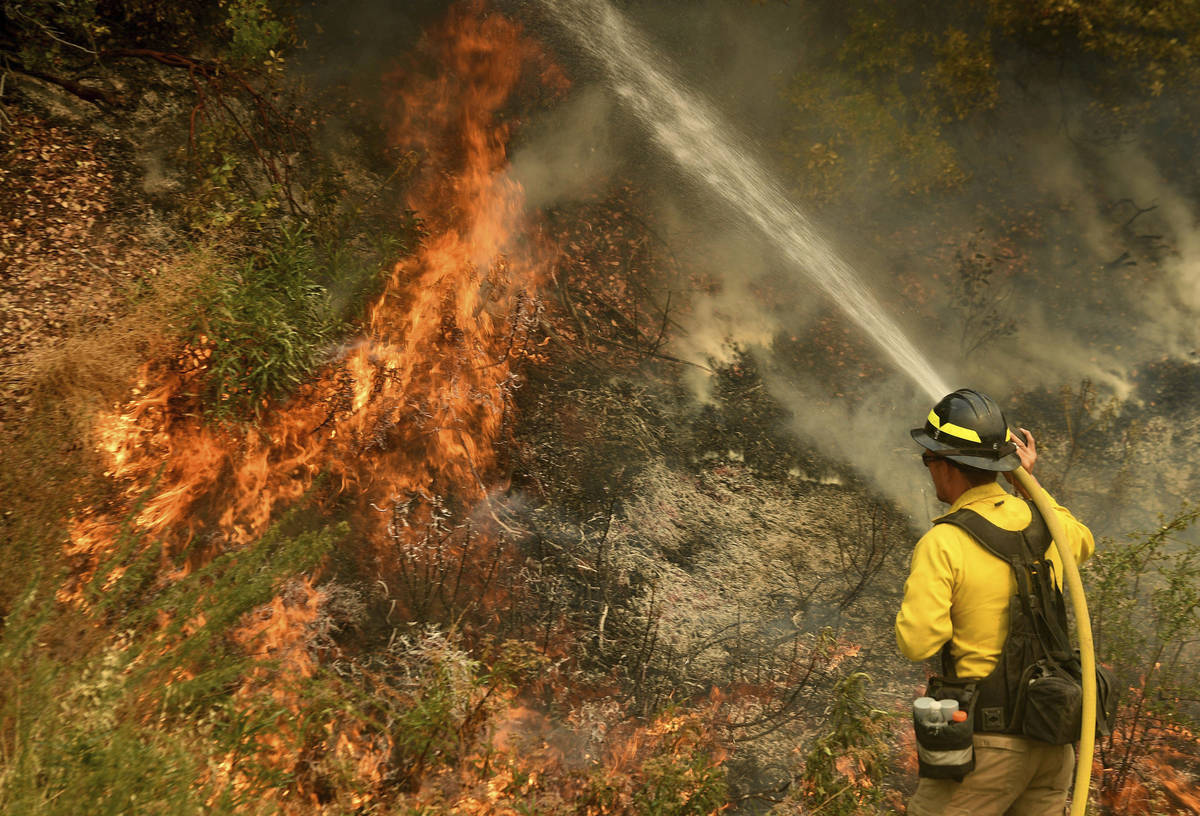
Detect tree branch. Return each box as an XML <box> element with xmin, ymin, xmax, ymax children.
<box><xmin>3</xmin><ymin>58</ymin><xmax>118</xmax><ymax>106</ymax></box>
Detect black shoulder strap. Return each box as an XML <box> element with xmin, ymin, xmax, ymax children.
<box><xmin>938</xmin><ymin>500</ymin><xmax>1050</xmax><ymax>566</ymax></box>
<box><xmin>937</xmin><ymin>501</ymin><xmax>1073</xmax><ymax>662</ymax></box>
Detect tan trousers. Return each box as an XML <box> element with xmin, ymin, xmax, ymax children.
<box><xmin>908</xmin><ymin>733</ymin><xmax>1074</xmax><ymax>816</ymax></box>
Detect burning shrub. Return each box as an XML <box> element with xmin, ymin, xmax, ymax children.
<box><xmin>793</xmin><ymin>672</ymin><xmax>893</xmax><ymax>816</ymax></box>
<box><xmin>286</xmin><ymin>629</ymin><xmax>556</xmax><ymax>809</ymax></box>
<box><xmin>449</xmin><ymin>703</ymin><xmax>727</xmax><ymax>816</ymax></box>
<box><xmin>1086</xmin><ymin>503</ymin><xmax>1200</xmax><ymax>813</ymax></box>
<box><xmin>0</xmin><ymin>511</ymin><xmax>343</xmax><ymax>814</ymax></box>
<box><xmin>389</xmin><ymin>628</ymin><xmax>502</xmax><ymax>787</ymax></box>
<box><xmin>632</xmin><ymin>747</ymin><xmax>728</xmax><ymax>816</ymax></box>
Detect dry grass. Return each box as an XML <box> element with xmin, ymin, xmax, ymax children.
<box><xmin>0</xmin><ymin>244</ymin><xmax>216</xmax><ymax>609</ymax></box>
<box><xmin>23</xmin><ymin>251</ymin><xmax>210</xmax><ymax>422</ymax></box>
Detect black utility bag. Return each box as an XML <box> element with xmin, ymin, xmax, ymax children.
<box><xmin>914</xmin><ymin>677</ymin><xmax>978</xmax><ymax>780</ymax></box>
<box><xmin>927</xmin><ymin>502</ymin><xmax>1116</xmax><ymax>753</ymax></box>
<box><xmin>1020</xmin><ymin>656</ymin><xmax>1083</xmax><ymax>744</ymax></box>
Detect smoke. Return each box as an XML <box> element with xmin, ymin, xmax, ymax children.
<box><xmin>282</xmin><ymin>0</ymin><xmax>1200</xmax><ymax>541</ymax></box>
<box><xmin>509</xmin><ymin>0</ymin><xmax>1200</xmax><ymax>526</ymax></box>
<box><xmin>515</xmin><ymin>0</ymin><xmax>954</xmax><ymax>512</ymax></box>
<box><xmin>653</xmin><ymin>199</ymin><xmax>791</xmax><ymax>367</ymax></box>
<box><xmin>1104</xmin><ymin>146</ymin><xmax>1200</xmax><ymax>357</ymax></box>
<box><xmin>293</xmin><ymin>1</ymin><xmax>452</xmax><ymax>89</ymax></box>
<box><xmin>768</xmin><ymin>369</ymin><xmax>940</xmax><ymax>522</ymax></box>
<box><xmin>508</xmin><ymin>86</ymin><xmax>623</xmax><ymax>210</ymax></box>
<box><xmin>283</xmin><ymin>0</ymin><xmax>1200</xmax><ymax>537</ymax></box>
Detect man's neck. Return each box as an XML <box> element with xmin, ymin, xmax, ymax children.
<box><xmin>945</xmin><ymin>480</ymin><xmax>1005</xmax><ymax>509</ymax></box>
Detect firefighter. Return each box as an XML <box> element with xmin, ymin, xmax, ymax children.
<box><xmin>898</xmin><ymin>388</ymin><xmax>1095</xmax><ymax>815</ymax></box>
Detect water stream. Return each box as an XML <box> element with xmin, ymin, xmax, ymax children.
<box><xmin>538</xmin><ymin>0</ymin><xmax>950</xmax><ymax>401</ymax></box>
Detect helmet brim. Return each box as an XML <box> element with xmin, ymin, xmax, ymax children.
<box><xmin>910</xmin><ymin>427</ymin><xmax>1021</xmax><ymax>472</ymax></box>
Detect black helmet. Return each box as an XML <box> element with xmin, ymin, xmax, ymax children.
<box><xmin>910</xmin><ymin>388</ymin><xmax>1019</xmax><ymax>472</ymax></box>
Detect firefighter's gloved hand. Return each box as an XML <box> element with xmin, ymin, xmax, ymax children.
<box><xmin>1004</xmin><ymin>428</ymin><xmax>1036</xmax><ymax>497</ymax></box>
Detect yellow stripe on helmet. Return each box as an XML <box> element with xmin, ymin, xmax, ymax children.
<box><xmin>927</xmin><ymin>409</ymin><xmax>982</xmax><ymax>443</ymax></box>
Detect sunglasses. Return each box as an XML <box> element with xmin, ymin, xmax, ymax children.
<box><xmin>921</xmin><ymin>451</ymin><xmax>943</xmax><ymax>466</ymax></box>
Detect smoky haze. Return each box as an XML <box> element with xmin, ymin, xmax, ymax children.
<box><xmin>294</xmin><ymin>0</ymin><xmax>1200</xmax><ymax>532</ymax></box>
<box><xmin>507</xmin><ymin>0</ymin><xmax>1200</xmax><ymax>530</ymax></box>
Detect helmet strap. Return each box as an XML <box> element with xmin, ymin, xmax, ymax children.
<box><xmin>927</xmin><ymin>443</ymin><xmax>1017</xmax><ymax>460</ymax></box>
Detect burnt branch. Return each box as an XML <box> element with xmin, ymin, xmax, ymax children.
<box><xmin>2</xmin><ymin>57</ymin><xmax>118</xmax><ymax>106</ymax></box>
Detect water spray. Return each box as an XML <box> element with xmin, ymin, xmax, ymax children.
<box><xmin>537</xmin><ymin>0</ymin><xmax>949</xmax><ymax>401</ymax></box>
<box><xmin>1011</xmin><ymin>466</ymin><xmax>1096</xmax><ymax>816</ymax></box>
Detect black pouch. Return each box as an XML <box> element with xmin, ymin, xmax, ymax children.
<box><xmin>1060</xmin><ymin>653</ymin><xmax>1120</xmax><ymax>738</ymax></box>
<box><xmin>1019</xmin><ymin>659</ymin><xmax>1082</xmax><ymax>745</ymax></box>
<box><xmin>915</xmin><ymin>679</ymin><xmax>978</xmax><ymax>781</ymax></box>
<box><xmin>1093</xmin><ymin>662</ymin><xmax>1119</xmax><ymax>737</ymax></box>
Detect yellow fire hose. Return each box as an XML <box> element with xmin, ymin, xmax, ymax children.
<box><xmin>1011</xmin><ymin>466</ymin><xmax>1096</xmax><ymax>816</ymax></box>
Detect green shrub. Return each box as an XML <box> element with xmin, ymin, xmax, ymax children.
<box><xmin>633</xmin><ymin>750</ymin><xmax>727</xmax><ymax>816</ymax></box>
<box><xmin>1086</xmin><ymin>503</ymin><xmax>1200</xmax><ymax>798</ymax></box>
<box><xmin>193</xmin><ymin>225</ymin><xmax>339</xmax><ymax>420</ymax></box>
<box><xmin>6</xmin><ymin>0</ymin><xmax>107</xmax><ymax>69</ymax></box>
<box><xmin>221</xmin><ymin>0</ymin><xmax>289</xmax><ymax>66</ymax></box>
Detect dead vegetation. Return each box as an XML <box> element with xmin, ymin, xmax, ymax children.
<box><xmin>0</xmin><ymin>109</ymin><xmax>172</xmax><ymax>432</ymax></box>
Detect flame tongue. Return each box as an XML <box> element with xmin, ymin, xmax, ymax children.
<box><xmin>330</xmin><ymin>3</ymin><xmax>557</xmax><ymax>505</ymax></box>
<box><xmin>70</xmin><ymin>1</ymin><xmax>557</xmax><ymax>572</ymax></box>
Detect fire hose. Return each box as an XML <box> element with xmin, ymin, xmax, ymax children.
<box><xmin>1011</xmin><ymin>466</ymin><xmax>1096</xmax><ymax>816</ymax></box>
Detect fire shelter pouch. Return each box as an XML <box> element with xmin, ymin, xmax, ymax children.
<box><xmin>1092</xmin><ymin>661</ymin><xmax>1119</xmax><ymax>738</ymax></box>
<box><xmin>1019</xmin><ymin>659</ymin><xmax>1082</xmax><ymax>745</ymax></box>
<box><xmin>915</xmin><ymin>679</ymin><xmax>978</xmax><ymax>781</ymax></box>
<box><xmin>1061</xmin><ymin>653</ymin><xmax>1120</xmax><ymax>738</ymax></box>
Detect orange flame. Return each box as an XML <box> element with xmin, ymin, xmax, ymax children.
<box><xmin>1099</xmin><ymin>718</ymin><xmax>1200</xmax><ymax>815</ymax></box>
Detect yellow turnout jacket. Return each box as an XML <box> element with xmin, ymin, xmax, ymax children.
<box><xmin>896</xmin><ymin>481</ymin><xmax>1095</xmax><ymax>679</ymax></box>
